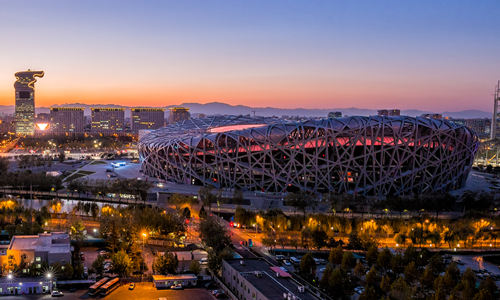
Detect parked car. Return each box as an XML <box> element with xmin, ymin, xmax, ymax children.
<box><xmin>275</xmin><ymin>255</ymin><xmax>286</xmax><ymax>260</ymax></box>
<box><xmin>129</xmin><ymin>283</ymin><xmax>135</xmax><ymax>290</ymax></box>
<box><xmin>170</xmin><ymin>283</ymin><xmax>183</xmax><ymax>290</ymax></box>
<box><xmin>214</xmin><ymin>290</ymin><xmax>227</xmax><ymax>298</ymax></box>
<box><xmin>282</xmin><ymin>260</ymin><xmax>292</xmax><ymax>266</ymax></box>
<box><xmin>200</xmin><ymin>257</ymin><xmax>208</xmax><ymax>265</ymax></box>
<box><xmin>51</xmin><ymin>290</ymin><xmax>64</xmax><ymax>297</ymax></box>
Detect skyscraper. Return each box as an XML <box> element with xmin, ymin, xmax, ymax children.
<box><xmin>91</xmin><ymin>108</ymin><xmax>125</xmax><ymax>135</ymax></box>
<box><xmin>14</xmin><ymin>70</ymin><xmax>44</xmax><ymax>135</ymax></box>
<box><xmin>131</xmin><ymin>108</ymin><xmax>165</xmax><ymax>132</ymax></box>
<box><xmin>168</xmin><ymin>107</ymin><xmax>190</xmax><ymax>124</ymax></box>
<box><xmin>50</xmin><ymin>107</ymin><xmax>85</xmax><ymax>135</ymax></box>
<box><xmin>491</xmin><ymin>81</ymin><xmax>500</xmax><ymax>140</ymax></box>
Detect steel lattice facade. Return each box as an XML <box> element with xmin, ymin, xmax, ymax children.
<box><xmin>139</xmin><ymin>115</ymin><xmax>479</xmax><ymax>196</ymax></box>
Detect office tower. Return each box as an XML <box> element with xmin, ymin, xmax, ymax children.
<box><xmin>168</xmin><ymin>107</ymin><xmax>190</xmax><ymax>124</ymax></box>
<box><xmin>328</xmin><ymin>111</ymin><xmax>342</xmax><ymax>118</ymax></box>
<box><xmin>465</xmin><ymin>118</ymin><xmax>491</xmax><ymax>139</ymax></box>
<box><xmin>50</xmin><ymin>107</ymin><xmax>85</xmax><ymax>135</ymax></box>
<box><xmin>131</xmin><ymin>108</ymin><xmax>165</xmax><ymax>132</ymax></box>
<box><xmin>91</xmin><ymin>108</ymin><xmax>125</xmax><ymax>135</ymax></box>
<box><xmin>491</xmin><ymin>81</ymin><xmax>500</xmax><ymax>140</ymax></box>
<box><xmin>377</xmin><ymin>109</ymin><xmax>400</xmax><ymax>116</ymax></box>
<box><xmin>14</xmin><ymin>70</ymin><xmax>44</xmax><ymax>135</ymax></box>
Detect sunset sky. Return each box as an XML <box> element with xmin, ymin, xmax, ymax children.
<box><xmin>0</xmin><ymin>0</ymin><xmax>499</xmax><ymax>111</ymax></box>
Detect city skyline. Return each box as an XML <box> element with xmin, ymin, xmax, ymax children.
<box><xmin>0</xmin><ymin>1</ymin><xmax>499</xmax><ymax>111</ymax></box>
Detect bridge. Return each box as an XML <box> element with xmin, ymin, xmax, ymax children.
<box><xmin>0</xmin><ymin>188</ymin><xmax>147</xmax><ymax>205</ymax></box>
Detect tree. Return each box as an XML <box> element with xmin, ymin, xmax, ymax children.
<box><xmin>380</xmin><ymin>274</ymin><xmax>391</xmax><ymax>294</ymax></box>
<box><xmin>327</xmin><ymin>267</ymin><xmax>348</xmax><ymax>298</ymax></box>
<box><xmin>478</xmin><ymin>276</ymin><xmax>497</xmax><ymax>298</ymax></box>
<box><xmin>366</xmin><ymin>246</ymin><xmax>378</xmax><ymax>266</ymax></box>
<box><xmin>284</xmin><ymin>192</ymin><xmax>311</xmax><ymax>217</ymax></box>
<box><xmin>394</xmin><ymin>233</ymin><xmax>407</xmax><ymax>246</ymax></box>
<box><xmin>460</xmin><ymin>268</ymin><xmax>477</xmax><ymax>299</ymax></box>
<box><xmin>354</xmin><ymin>261</ymin><xmax>365</xmax><ymax>278</ymax></box>
<box><xmin>199</xmin><ymin>217</ymin><xmax>231</xmax><ymax>253</ymax></box>
<box><xmin>299</xmin><ymin>253</ymin><xmax>316</xmax><ymax>277</ymax></box>
<box><xmin>189</xmin><ymin>260</ymin><xmax>201</xmax><ymax>275</ymax></box>
<box><xmin>390</xmin><ymin>276</ymin><xmax>413</xmax><ymax>300</ymax></box>
<box><xmin>311</xmin><ymin>229</ymin><xmax>327</xmax><ymax>250</ymax></box>
<box><xmin>420</xmin><ymin>265</ymin><xmax>435</xmax><ymax>289</ymax></box>
<box><xmin>153</xmin><ymin>252</ymin><xmax>178</xmax><ymax>275</ymax></box>
<box><xmin>61</xmin><ymin>263</ymin><xmax>74</xmax><ymax>279</ymax></box>
<box><xmin>404</xmin><ymin>261</ymin><xmax>417</xmax><ymax>283</ymax></box>
<box><xmin>329</xmin><ymin>246</ymin><xmax>343</xmax><ymax>265</ymax></box>
<box><xmin>199</xmin><ymin>186</ymin><xmax>216</xmax><ymax>212</ymax></box>
<box><xmin>346</xmin><ymin>229</ymin><xmax>364</xmax><ymax>250</ymax></box>
<box><xmin>341</xmin><ymin>251</ymin><xmax>355</xmax><ymax>271</ymax></box>
<box><xmin>365</xmin><ymin>266</ymin><xmax>379</xmax><ymax>288</ymax></box>
<box><xmin>91</xmin><ymin>255</ymin><xmax>105</xmax><ymax>276</ymax></box>
<box><xmin>377</xmin><ymin>248</ymin><xmax>392</xmax><ymax>271</ymax></box>
<box><xmin>359</xmin><ymin>286</ymin><xmax>378</xmax><ymax>300</ymax></box>
<box><xmin>58</xmin><ymin>151</ymin><xmax>65</xmax><ymax>163</ymax></box>
<box><xmin>111</xmin><ymin>250</ymin><xmax>132</xmax><ymax>277</ymax></box>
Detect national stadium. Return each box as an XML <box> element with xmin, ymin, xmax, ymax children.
<box><xmin>138</xmin><ymin>115</ymin><xmax>479</xmax><ymax>196</ymax></box>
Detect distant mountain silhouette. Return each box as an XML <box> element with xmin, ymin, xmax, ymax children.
<box><xmin>0</xmin><ymin>102</ymin><xmax>492</xmax><ymax>119</ymax></box>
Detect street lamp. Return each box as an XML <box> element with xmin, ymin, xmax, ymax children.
<box><xmin>141</xmin><ymin>231</ymin><xmax>148</xmax><ymax>282</ymax></box>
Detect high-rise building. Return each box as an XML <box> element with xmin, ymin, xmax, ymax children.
<box><xmin>377</xmin><ymin>109</ymin><xmax>401</xmax><ymax>116</ymax></box>
<box><xmin>91</xmin><ymin>108</ymin><xmax>125</xmax><ymax>135</ymax></box>
<box><xmin>465</xmin><ymin>118</ymin><xmax>491</xmax><ymax>139</ymax></box>
<box><xmin>14</xmin><ymin>70</ymin><xmax>44</xmax><ymax>135</ymax></box>
<box><xmin>491</xmin><ymin>81</ymin><xmax>500</xmax><ymax>140</ymax></box>
<box><xmin>0</xmin><ymin>115</ymin><xmax>15</xmax><ymax>134</ymax></box>
<box><xmin>131</xmin><ymin>108</ymin><xmax>165</xmax><ymax>132</ymax></box>
<box><xmin>168</xmin><ymin>107</ymin><xmax>190</xmax><ymax>124</ymax></box>
<box><xmin>328</xmin><ymin>111</ymin><xmax>342</xmax><ymax>118</ymax></box>
<box><xmin>50</xmin><ymin>107</ymin><xmax>85</xmax><ymax>135</ymax></box>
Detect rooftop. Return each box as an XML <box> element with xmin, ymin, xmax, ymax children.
<box><xmin>225</xmin><ymin>259</ymin><xmax>320</xmax><ymax>300</ymax></box>
<box><xmin>9</xmin><ymin>232</ymin><xmax>70</xmax><ymax>254</ymax></box>
<box><xmin>152</xmin><ymin>274</ymin><xmax>197</xmax><ymax>281</ymax></box>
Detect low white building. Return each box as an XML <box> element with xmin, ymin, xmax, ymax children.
<box><xmin>0</xmin><ymin>277</ymin><xmax>52</xmax><ymax>295</ymax></box>
<box><xmin>152</xmin><ymin>274</ymin><xmax>197</xmax><ymax>289</ymax></box>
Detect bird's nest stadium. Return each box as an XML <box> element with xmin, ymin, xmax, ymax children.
<box><xmin>138</xmin><ymin>115</ymin><xmax>479</xmax><ymax>196</ymax></box>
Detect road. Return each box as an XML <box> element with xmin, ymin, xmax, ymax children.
<box><xmin>0</xmin><ymin>284</ymin><xmax>214</xmax><ymax>299</ymax></box>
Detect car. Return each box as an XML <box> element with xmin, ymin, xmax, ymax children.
<box><xmin>99</xmin><ymin>250</ymin><xmax>108</xmax><ymax>256</ymax></box>
<box><xmin>51</xmin><ymin>290</ymin><xmax>64</xmax><ymax>297</ymax></box>
<box><xmin>275</xmin><ymin>255</ymin><xmax>286</xmax><ymax>260</ymax></box>
<box><xmin>354</xmin><ymin>287</ymin><xmax>364</xmax><ymax>295</ymax></box>
<box><xmin>215</xmin><ymin>291</ymin><xmax>227</xmax><ymax>298</ymax></box>
<box><xmin>211</xmin><ymin>289</ymin><xmax>219</xmax><ymax>295</ymax></box>
<box><xmin>282</xmin><ymin>260</ymin><xmax>292</xmax><ymax>266</ymax></box>
<box><xmin>129</xmin><ymin>283</ymin><xmax>135</xmax><ymax>290</ymax></box>
<box><xmin>200</xmin><ymin>257</ymin><xmax>208</xmax><ymax>265</ymax></box>
<box><xmin>170</xmin><ymin>283</ymin><xmax>183</xmax><ymax>290</ymax></box>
